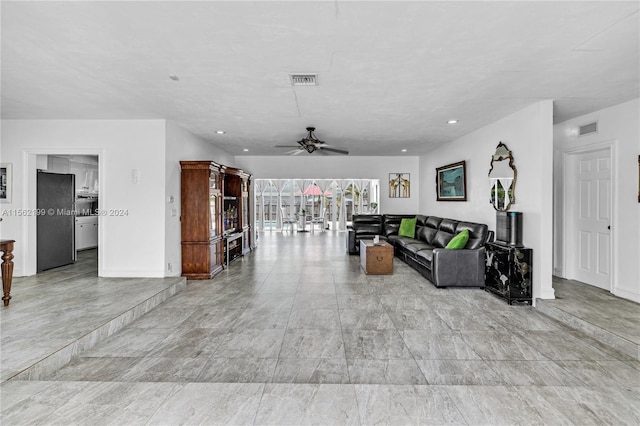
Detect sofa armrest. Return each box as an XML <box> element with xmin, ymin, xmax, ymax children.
<box><xmin>431</xmin><ymin>247</ymin><xmax>486</xmax><ymax>288</ymax></box>
<box><xmin>347</xmin><ymin>228</ymin><xmax>358</xmax><ymax>254</ymax></box>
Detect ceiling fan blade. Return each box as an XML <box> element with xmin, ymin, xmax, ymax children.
<box><xmin>275</xmin><ymin>145</ymin><xmax>300</xmax><ymax>148</ymax></box>
<box><xmin>291</xmin><ymin>149</ymin><xmax>306</xmax><ymax>155</ymax></box>
<box><xmin>319</xmin><ymin>146</ymin><xmax>349</xmax><ymax>155</ymax></box>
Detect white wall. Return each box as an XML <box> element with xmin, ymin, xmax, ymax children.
<box><xmin>1</xmin><ymin>120</ymin><xmax>167</xmax><ymax>277</ymax></box>
<box><xmin>164</xmin><ymin>121</ymin><xmax>235</xmax><ymax>277</ymax></box>
<box><xmin>234</xmin><ymin>156</ymin><xmax>420</xmax><ymax>214</ymax></box>
<box><xmin>553</xmin><ymin>98</ymin><xmax>640</xmax><ymax>302</ymax></box>
<box><xmin>418</xmin><ymin>100</ymin><xmax>555</xmax><ymax>302</ymax></box>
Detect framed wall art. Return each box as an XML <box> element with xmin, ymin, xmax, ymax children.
<box><xmin>436</xmin><ymin>161</ymin><xmax>466</xmax><ymax>201</ymax></box>
<box><xmin>0</xmin><ymin>163</ymin><xmax>12</xmax><ymax>203</ymax></box>
<box><xmin>389</xmin><ymin>173</ymin><xmax>410</xmax><ymax>198</ymax></box>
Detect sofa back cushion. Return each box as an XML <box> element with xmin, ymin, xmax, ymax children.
<box><xmin>455</xmin><ymin>221</ymin><xmax>489</xmax><ymax>250</ymax></box>
<box><xmin>416</xmin><ymin>226</ymin><xmax>437</xmax><ymax>245</ymax></box>
<box><xmin>352</xmin><ymin>215</ymin><xmax>383</xmax><ymax>236</ymax></box>
<box><xmin>433</xmin><ymin>230</ymin><xmax>455</xmax><ymax>248</ymax></box>
<box><xmin>355</xmin><ymin>223</ymin><xmax>382</xmax><ymax>236</ymax></box>
<box><xmin>353</xmin><ymin>215</ymin><xmax>382</xmax><ymax>224</ymax></box>
<box><xmin>439</xmin><ymin>218</ymin><xmax>458</xmax><ymax>234</ymax></box>
<box><xmin>425</xmin><ymin>216</ymin><xmax>443</xmax><ymax>230</ymax></box>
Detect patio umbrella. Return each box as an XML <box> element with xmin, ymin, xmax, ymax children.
<box><xmin>296</xmin><ymin>185</ymin><xmax>332</xmax><ymax>217</ymax></box>
<box><xmin>295</xmin><ymin>186</ymin><xmax>332</xmax><ymax>196</ymax></box>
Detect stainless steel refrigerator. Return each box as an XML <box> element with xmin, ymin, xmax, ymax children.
<box><xmin>37</xmin><ymin>171</ymin><xmax>75</xmax><ymax>271</ymax></box>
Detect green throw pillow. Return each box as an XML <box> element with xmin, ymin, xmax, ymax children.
<box><xmin>398</xmin><ymin>217</ymin><xmax>417</xmax><ymax>238</ymax></box>
<box><xmin>445</xmin><ymin>229</ymin><xmax>469</xmax><ymax>249</ymax></box>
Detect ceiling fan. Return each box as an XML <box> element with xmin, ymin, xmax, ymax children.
<box><xmin>275</xmin><ymin>127</ymin><xmax>349</xmax><ymax>155</ymax></box>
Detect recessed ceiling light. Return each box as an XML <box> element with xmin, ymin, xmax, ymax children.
<box><xmin>243</xmin><ymin>148</ymin><xmax>249</xmax><ymax>152</ymax></box>
<box><xmin>401</xmin><ymin>149</ymin><xmax>407</xmax><ymax>152</ymax></box>
<box><xmin>447</xmin><ymin>120</ymin><xmax>458</xmax><ymax>124</ymax></box>
<box><xmin>169</xmin><ymin>74</ymin><xmax>180</xmax><ymax>81</ymax></box>
<box><xmin>216</xmin><ymin>130</ymin><xmax>225</xmax><ymax>134</ymax></box>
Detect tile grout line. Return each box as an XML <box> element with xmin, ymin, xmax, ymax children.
<box><xmin>334</xmin><ymin>274</ymin><xmax>352</xmax><ymax>385</ymax></box>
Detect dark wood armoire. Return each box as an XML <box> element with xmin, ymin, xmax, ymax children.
<box><xmin>180</xmin><ymin>161</ymin><xmax>252</xmax><ymax>279</ymax></box>
<box><xmin>180</xmin><ymin>161</ymin><xmax>225</xmax><ymax>279</ymax></box>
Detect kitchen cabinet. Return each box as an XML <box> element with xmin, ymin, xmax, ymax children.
<box><xmin>47</xmin><ymin>156</ymin><xmax>70</xmax><ymax>173</ymax></box>
<box><xmin>71</xmin><ymin>161</ymin><xmax>99</xmax><ymax>194</ymax></box>
<box><xmin>75</xmin><ymin>216</ymin><xmax>98</xmax><ymax>251</ymax></box>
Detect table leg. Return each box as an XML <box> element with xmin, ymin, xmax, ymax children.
<box><xmin>2</xmin><ymin>242</ymin><xmax>15</xmax><ymax>306</ymax></box>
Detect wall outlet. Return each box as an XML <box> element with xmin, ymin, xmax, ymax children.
<box><xmin>167</xmin><ymin>262</ymin><xmax>173</xmax><ymax>272</ymax></box>
<box><xmin>168</xmin><ymin>195</ymin><xmax>174</xmax><ymax>203</ymax></box>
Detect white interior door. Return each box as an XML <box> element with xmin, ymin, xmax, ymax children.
<box><xmin>569</xmin><ymin>148</ymin><xmax>612</xmax><ymax>289</ymax></box>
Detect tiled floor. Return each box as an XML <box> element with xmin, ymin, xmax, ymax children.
<box><xmin>1</xmin><ymin>231</ymin><xmax>639</xmax><ymax>425</ymax></box>
<box><xmin>0</xmin><ymin>250</ymin><xmax>185</xmax><ymax>381</ymax></box>
<box><xmin>537</xmin><ymin>276</ymin><xmax>640</xmax><ymax>359</ymax></box>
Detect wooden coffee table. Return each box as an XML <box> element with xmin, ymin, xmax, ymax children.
<box><xmin>360</xmin><ymin>239</ymin><xmax>394</xmax><ymax>275</ymax></box>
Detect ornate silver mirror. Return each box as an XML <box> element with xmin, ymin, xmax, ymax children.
<box><xmin>489</xmin><ymin>142</ymin><xmax>517</xmax><ymax>211</ymax></box>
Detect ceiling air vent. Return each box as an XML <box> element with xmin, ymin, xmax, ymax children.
<box><xmin>579</xmin><ymin>121</ymin><xmax>598</xmax><ymax>136</ymax></box>
<box><xmin>290</xmin><ymin>74</ymin><xmax>318</xmax><ymax>86</ymax></box>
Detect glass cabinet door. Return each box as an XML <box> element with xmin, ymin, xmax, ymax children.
<box><xmin>242</xmin><ymin>194</ymin><xmax>249</xmax><ymax>228</ymax></box>
<box><xmin>209</xmin><ymin>173</ymin><xmax>222</xmax><ymax>238</ymax></box>
<box><xmin>209</xmin><ymin>192</ymin><xmax>218</xmax><ymax>238</ymax></box>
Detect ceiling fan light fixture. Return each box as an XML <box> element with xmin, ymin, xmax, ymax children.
<box><xmin>298</xmin><ymin>126</ymin><xmax>323</xmax><ymax>153</ymax></box>
<box><xmin>272</xmin><ymin>127</ymin><xmax>348</xmax><ymax>155</ymax></box>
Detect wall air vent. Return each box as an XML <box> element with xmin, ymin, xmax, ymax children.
<box><xmin>290</xmin><ymin>74</ymin><xmax>318</xmax><ymax>86</ymax></box>
<box><xmin>579</xmin><ymin>121</ymin><xmax>598</xmax><ymax>136</ymax></box>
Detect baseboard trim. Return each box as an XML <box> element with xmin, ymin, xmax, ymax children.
<box><xmin>613</xmin><ymin>287</ymin><xmax>640</xmax><ymax>303</ymax></box>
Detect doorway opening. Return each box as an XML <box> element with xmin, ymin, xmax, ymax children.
<box><xmin>36</xmin><ymin>155</ymin><xmax>100</xmax><ymax>275</ymax></box>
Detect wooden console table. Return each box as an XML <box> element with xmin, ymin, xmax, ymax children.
<box><xmin>0</xmin><ymin>239</ymin><xmax>15</xmax><ymax>306</ymax></box>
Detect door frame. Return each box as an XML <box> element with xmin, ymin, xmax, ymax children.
<box><xmin>562</xmin><ymin>139</ymin><xmax>615</xmax><ymax>291</ymax></box>
<box><xmin>22</xmin><ymin>148</ymin><xmax>105</xmax><ymax>276</ymax></box>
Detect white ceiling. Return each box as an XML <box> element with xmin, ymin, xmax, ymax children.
<box><xmin>2</xmin><ymin>1</ymin><xmax>638</xmax><ymax>156</ymax></box>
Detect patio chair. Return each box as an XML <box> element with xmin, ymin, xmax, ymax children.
<box><xmin>311</xmin><ymin>208</ymin><xmax>327</xmax><ymax>232</ymax></box>
<box><xmin>280</xmin><ymin>207</ymin><xmax>297</xmax><ymax>232</ymax></box>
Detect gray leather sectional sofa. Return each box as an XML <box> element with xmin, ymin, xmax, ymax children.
<box><xmin>347</xmin><ymin>214</ymin><xmax>490</xmax><ymax>288</ymax></box>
